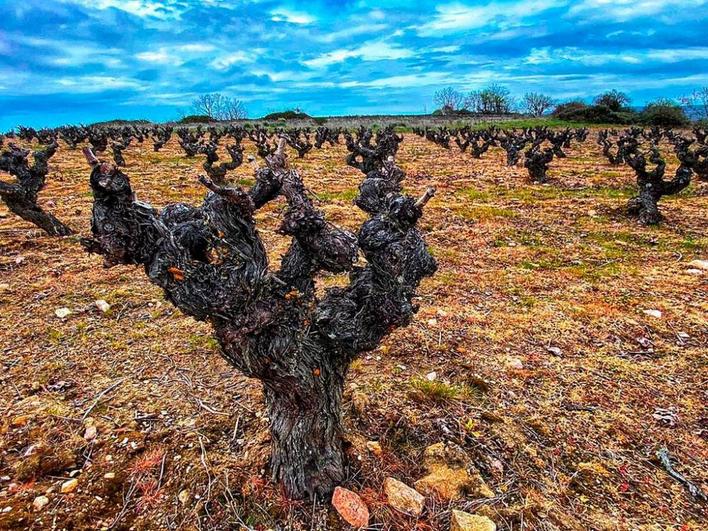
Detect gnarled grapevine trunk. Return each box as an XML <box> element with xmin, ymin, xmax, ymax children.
<box><xmin>0</xmin><ymin>141</ymin><xmax>73</xmax><ymax>236</ymax></box>
<box><xmin>625</xmin><ymin>146</ymin><xmax>691</xmax><ymax>225</ymax></box>
<box><xmin>81</xmin><ymin>136</ymin><xmax>436</xmax><ymax>499</ymax></box>
<box><xmin>264</xmin><ymin>367</ymin><xmax>346</xmax><ymax>498</ymax></box>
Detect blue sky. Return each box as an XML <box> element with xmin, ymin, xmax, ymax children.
<box><xmin>1</xmin><ymin>0</ymin><xmax>707</xmax><ymax>129</ymax></box>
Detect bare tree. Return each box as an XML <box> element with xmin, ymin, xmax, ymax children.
<box><xmin>681</xmin><ymin>87</ymin><xmax>708</xmax><ymax>120</ymax></box>
<box><xmin>522</xmin><ymin>93</ymin><xmax>555</xmax><ymax>117</ymax></box>
<box><xmin>192</xmin><ymin>93</ymin><xmax>223</xmax><ymax>118</ymax></box>
<box><xmin>192</xmin><ymin>93</ymin><xmax>247</xmax><ymax>120</ymax></box>
<box><xmin>221</xmin><ymin>98</ymin><xmax>248</xmax><ymax>121</ymax></box>
<box><xmin>434</xmin><ymin>87</ymin><xmax>465</xmax><ymax>114</ymax></box>
<box><xmin>467</xmin><ymin>84</ymin><xmax>515</xmax><ymax>114</ymax></box>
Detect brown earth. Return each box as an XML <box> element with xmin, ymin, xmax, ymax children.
<box><xmin>0</xmin><ymin>132</ymin><xmax>706</xmax><ymax>530</ymax></box>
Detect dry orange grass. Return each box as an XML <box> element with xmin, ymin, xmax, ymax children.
<box><xmin>0</xmin><ymin>132</ymin><xmax>706</xmax><ymax>530</ymax></box>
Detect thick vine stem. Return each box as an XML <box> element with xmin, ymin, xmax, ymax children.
<box><xmin>0</xmin><ymin>140</ymin><xmax>73</xmax><ymax>236</ymax></box>
<box><xmin>625</xmin><ymin>146</ymin><xmax>691</xmax><ymax>225</ymax></box>
<box><xmin>81</xmin><ymin>136</ymin><xmax>436</xmax><ymax>499</ymax></box>
<box><xmin>524</xmin><ymin>143</ymin><xmax>555</xmax><ymax>183</ymax></box>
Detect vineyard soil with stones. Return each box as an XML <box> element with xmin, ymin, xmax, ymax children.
<box><xmin>0</xmin><ymin>128</ymin><xmax>706</xmax><ymax>530</ymax></box>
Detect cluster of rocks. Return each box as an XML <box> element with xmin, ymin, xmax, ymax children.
<box><xmin>333</xmin><ymin>441</ymin><xmax>497</xmax><ymax>530</ymax></box>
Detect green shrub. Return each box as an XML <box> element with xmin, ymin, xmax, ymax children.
<box><xmin>261</xmin><ymin>110</ymin><xmax>312</xmax><ymax>120</ymax></box>
<box><xmin>641</xmin><ymin>100</ymin><xmax>690</xmax><ymax>127</ymax></box>
<box><xmin>552</xmin><ymin>101</ymin><xmax>589</xmax><ymax>120</ymax></box>
<box><xmin>178</xmin><ymin>114</ymin><xmax>216</xmax><ymax>124</ymax></box>
<box><xmin>553</xmin><ymin>101</ymin><xmax>638</xmax><ymax>124</ymax></box>
<box><xmin>90</xmin><ymin>119</ymin><xmax>151</xmax><ymax>126</ymax></box>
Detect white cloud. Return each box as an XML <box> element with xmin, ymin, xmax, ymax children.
<box><xmin>136</xmin><ymin>43</ymin><xmax>219</xmax><ymax>66</ymax></box>
<box><xmin>568</xmin><ymin>0</ymin><xmax>706</xmax><ymax>22</ymax></box>
<box><xmin>178</xmin><ymin>43</ymin><xmax>216</xmax><ymax>53</ymax></box>
<box><xmin>304</xmin><ymin>42</ymin><xmax>413</xmax><ymax>68</ymax></box>
<box><xmin>61</xmin><ymin>0</ymin><xmax>186</xmax><ymax>20</ymax></box>
<box><xmin>314</xmin><ymin>24</ymin><xmax>389</xmax><ymax>43</ymax></box>
<box><xmin>524</xmin><ymin>46</ymin><xmax>708</xmax><ymax>66</ymax></box>
<box><xmin>55</xmin><ymin>75</ymin><xmax>144</xmax><ymax>93</ymax></box>
<box><xmin>136</xmin><ymin>50</ymin><xmax>174</xmax><ymax>63</ymax></box>
<box><xmin>270</xmin><ymin>7</ymin><xmax>316</xmax><ymax>25</ymax></box>
<box><xmin>418</xmin><ymin>1</ymin><xmax>562</xmax><ymax>35</ymax></box>
<box><xmin>209</xmin><ymin>52</ymin><xmax>254</xmax><ymax>71</ymax></box>
<box><xmin>430</xmin><ymin>45</ymin><xmax>461</xmax><ymax>53</ymax></box>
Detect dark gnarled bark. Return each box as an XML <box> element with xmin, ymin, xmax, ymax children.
<box><xmin>81</xmin><ymin>136</ymin><xmax>436</xmax><ymax>499</ymax></box>
<box><xmin>524</xmin><ymin>144</ymin><xmax>554</xmax><ymax>183</ymax></box>
<box><xmin>625</xmin><ymin>146</ymin><xmax>691</xmax><ymax>225</ymax></box>
<box><xmin>0</xmin><ymin>141</ymin><xmax>73</xmax><ymax>236</ymax></box>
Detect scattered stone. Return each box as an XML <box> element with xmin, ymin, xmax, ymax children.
<box><xmin>450</xmin><ymin>510</ymin><xmax>497</xmax><ymax>531</ymax></box>
<box><xmin>688</xmin><ymin>259</ymin><xmax>708</xmax><ymax>270</ymax></box>
<box><xmin>178</xmin><ymin>489</ymin><xmax>190</xmax><ymax>505</ymax></box>
<box><xmin>506</xmin><ymin>357</ymin><xmax>524</xmax><ymax>369</ymax></box>
<box><xmin>427</xmin><ymin>318</ymin><xmax>438</xmax><ymax>326</ymax></box>
<box><xmin>426</xmin><ymin>371</ymin><xmax>438</xmax><ymax>381</ymax></box>
<box><xmin>103</xmin><ymin>472</ymin><xmax>115</xmax><ymax>479</ymax></box>
<box><xmin>0</xmin><ymin>283</ymin><xmax>9</xmax><ymax>293</ymax></box>
<box><xmin>686</xmin><ymin>269</ymin><xmax>703</xmax><ymax>275</ymax></box>
<box><xmin>95</xmin><ymin>299</ymin><xmax>111</xmax><ymax>313</ymax></box>
<box><xmin>546</xmin><ymin>346</ymin><xmax>563</xmax><ymax>357</ymax></box>
<box><xmin>643</xmin><ymin>309</ymin><xmax>662</xmax><ymax>318</ymax></box>
<box><xmin>332</xmin><ymin>486</ymin><xmax>369</xmax><ymax>528</ymax></box>
<box><xmin>384</xmin><ymin>477</ymin><xmax>425</xmax><ymax>516</ymax></box>
<box><xmin>414</xmin><ymin>442</ymin><xmax>494</xmax><ymax>501</ymax></box>
<box><xmin>55</xmin><ymin>307</ymin><xmax>72</xmax><ymax>319</ymax></box>
<box><xmin>84</xmin><ymin>425</ymin><xmax>97</xmax><ymax>441</ymax></box>
<box><xmin>653</xmin><ymin>407</ymin><xmax>678</xmax><ymax>427</ymax></box>
<box><xmin>60</xmin><ymin>478</ymin><xmax>78</xmax><ymax>494</ymax></box>
<box><xmin>366</xmin><ymin>441</ymin><xmax>383</xmax><ymax>456</ymax></box>
<box><xmin>33</xmin><ymin>495</ymin><xmax>49</xmax><ymax>511</ymax></box>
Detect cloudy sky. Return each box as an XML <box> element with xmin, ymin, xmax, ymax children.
<box><xmin>1</xmin><ymin>0</ymin><xmax>707</xmax><ymax>129</ymax></box>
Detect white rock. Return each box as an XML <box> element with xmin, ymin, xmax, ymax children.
<box><xmin>55</xmin><ymin>307</ymin><xmax>72</xmax><ymax>319</ymax></box>
<box><xmin>643</xmin><ymin>309</ymin><xmax>662</xmax><ymax>318</ymax></box>
<box><xmin>33</xmin><ymin>495</ymin><xmax>49</xmax><ymax>511</ymax></box>
<box><xmin>383</xmin><ymin>477</ymin><xmax>425</xmax><ymax>516</ymax></box>
<box><xmin>507</xmin><ymin>357</ymin><xmax>524</xmax><ymax>369</ymax></box>
<box><xmin>685</xmin><ymin>268</ymin><xmax>703</xmax><ymax>275</ymax></box>
<box><xmin>546</xmin><ymin>346</ymin><xmax>563</xmax><ymax>356</ymax></box>
<box><xmin>0</xmin><ymin>283</ymin><xmax>10</xmax><ymax>293</ymax></box>
<box><xmin>426</xmin><ymin>371</ymin><xmax>438</xmax><ymax>381</ymax></box>
<box><xmin>103</xmin><ymin>472</ymin><xmax>115</xmax><ymax>479</ymax></box>
<box><xmin>95</xmin><ymin>300</ymin><xmax>111</xmax><ymax>313</ymax></box>
<box><xmin>688</xmin><ymin>259</ymin><xmax>708</xmax><ymax>271</ymax></box>
<box><xmin>84</xmin><ymin>425</ymin><xmax>97</xmax><ymax>441</ymax></box>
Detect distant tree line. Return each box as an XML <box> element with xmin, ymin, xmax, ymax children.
<box><xmin>433</xmin><ymin>85</ymin><xmax>708</xmax><ymax>127</ymax></box>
